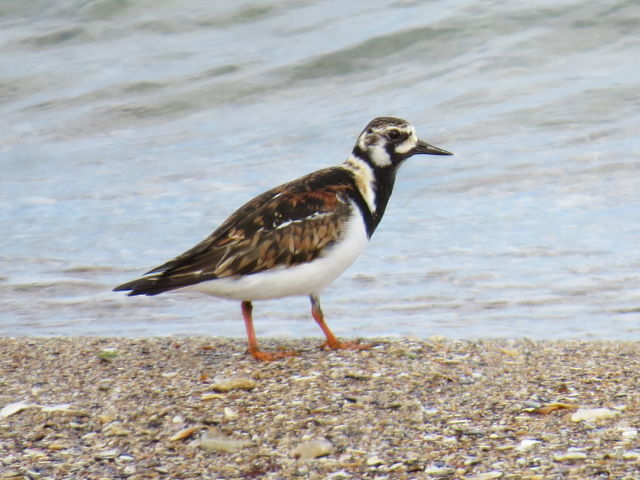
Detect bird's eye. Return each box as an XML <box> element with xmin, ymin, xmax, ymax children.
<box><xmin>387</xmin><ymin>129</ymin><xmax>400</xmax><ymax>140</ymax></box>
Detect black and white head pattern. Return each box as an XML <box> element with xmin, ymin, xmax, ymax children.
<box><xmin>355</xmin><ymin>117</ymin><xmax>420</xmax><ymax>168</ymax></box>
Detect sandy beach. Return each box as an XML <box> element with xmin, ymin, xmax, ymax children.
<box><xmin>1</xmin><ymin>337</ymin><xmax>639</xmax><ymax>479</ymax></box>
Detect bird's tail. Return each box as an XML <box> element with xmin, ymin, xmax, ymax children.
<box><xmin>113</xmin><ymin>275</ymin><xmax>179</xmax><ymax>296</ymax></box>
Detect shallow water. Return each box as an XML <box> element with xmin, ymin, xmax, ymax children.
<box><xmin>1</xmin><ymin>0</ymin><xmax>639</xmax><ymax>339</ymax></box>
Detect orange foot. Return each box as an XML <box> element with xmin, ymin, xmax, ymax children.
<box><xmin>321</xmin><ymin>340</ymin><xmax>373</xmax><ymax>351</ymax></box>
<box><xmin>249</xmin><ymin>349</ymin><xmax>299</xmax><ymax>362</ymax></box>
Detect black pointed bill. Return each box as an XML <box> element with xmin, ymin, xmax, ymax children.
<box><xmin>413</xmin><ymin>139</ymin><xmax>452</xmax><ymax>156</ymax></box>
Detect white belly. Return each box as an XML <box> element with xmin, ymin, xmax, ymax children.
<box><xmin>179</xmin><ymin>211</ymin><xmax>368</xmax><ymax>301</ymax></box>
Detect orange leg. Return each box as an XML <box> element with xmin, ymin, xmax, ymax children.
<box><xmin>309</xmin><ymin>295</ymin><xmax>371</xmax><ymax>351</ymax></box>
<box><xmin>241</xmin><ymin>301</ymin><xmax>298</xmax><ymax>362</ymax></box>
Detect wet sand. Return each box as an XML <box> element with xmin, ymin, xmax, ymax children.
<box><xmin>1</xmin><ymin>337</ymin><xmax>639</xmax><ymax>479</ymax></box>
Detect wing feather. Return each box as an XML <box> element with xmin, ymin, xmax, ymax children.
<box><xmin>114</xmin><ymin>168</ymin><xmax>357</xmax><ymax>296</ymax></box>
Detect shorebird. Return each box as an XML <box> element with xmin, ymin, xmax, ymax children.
<box><xmin>114</xmin><ymin>117</ymin><xmax>452</xmax><ymax>361</ymax></box>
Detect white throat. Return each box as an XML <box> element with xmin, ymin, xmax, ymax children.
<box><xmin>369</xmin><ymin>142</ymin><xmax>392</xmax><ymax>167</ymax></box>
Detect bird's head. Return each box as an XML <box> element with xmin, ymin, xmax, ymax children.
<box><xmin>354</xmin><ymin>116</ymin><xmax>452</xmax><ymax>168</ymax></box>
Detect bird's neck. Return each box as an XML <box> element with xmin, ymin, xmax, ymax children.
<box><xmin>343</xmin><ymin>152</ymin><xmax>398</xmax><ymax>237</ymax></box>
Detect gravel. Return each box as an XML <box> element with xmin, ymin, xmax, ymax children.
<box><xmin>1</xmin><ymin>337</ymin><xmax>639</xmax><ymax>479</ymax></box>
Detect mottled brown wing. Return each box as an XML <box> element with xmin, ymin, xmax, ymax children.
<box><xmin>114</xmin><ymin>168</ymin><xmax>356</xmax><ymax>295</ymax></box>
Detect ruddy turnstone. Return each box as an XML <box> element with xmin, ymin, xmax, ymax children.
<box><xmin>114</xmin><ymin>117</ymin><xmax>452</xmax><ymax>361</ymax></box>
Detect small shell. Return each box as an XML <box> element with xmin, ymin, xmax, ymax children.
<box><xmin>0</xmin><ymin>401</ymin><xmax>35</xmax><ymax>419</ymax></box>
<box><xmin>199</xmin><ymin>430</ymin><xmax>248</xmax><ymax>453</ymax></box>
<box><xmin>224</xmin><ymin>407</ymin><xmax>239</xmax><ymax>420</ymax></box>
<box><xmin>467</xmin><ymin>472</ymin><xmax>503</xmax><ymax>480</ymax></box>
<box><xmin>210</xmin><ymin>376</ymin><xmax>257</xmax><ymax>392</ymax></box>
<box><xmin>292</xmin><ymin>438</ymin><xmax>334</xmax><ymax>460</ymax></box>
<box><xmin>553</xmin><ymin>451</ymin><xmax>587</xmax><ymax>461</ymax></box>
<box><xmin>40</xmin><ymin>403</ymin><xmax>72</xmax><ymax>413</ymax></box>
<box><xmin>169</xmin><ymin>426</ymin><xmax>199</xmax><ymax>442</ymax></box>
<box><xmin>570</xmin><ymin>408</ymin><xmax>620</xmax><ymax>423</ymax></box>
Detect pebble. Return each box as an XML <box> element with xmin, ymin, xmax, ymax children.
<box><xmin>95</xmin><ymin>449</ymin><xmax>118</xmax><ymax>459</ymax></box>
<box><xmin>169</xmin><ymin>426</ymin><xmax>199</xmax><ymax>442</ymax></box>
<box><xmin>1</xmin><ymin>471</ymin><xmax>22</xmax><ymax>479</ymax></box>
<box><xmin>201</xmin><ymin>393</ymin><xmax>225</xmax><ymax>400</ymax></box>
<box><xmin>366</xmin><ymin>456</ymin><xmax>384</xmax><ymax>466</ymax></box>
<box><xmin>0</xmin><ymin>401</ymin><xmax>78</xmax><ymax>418</ymax></box>
<box><xmin>199</xmin><ymin>430</ymin><xmax>248</xmax><ymax>453</ymax></box>
<box><xmin>622</xmin><ymin>451</ymin><xmax>640</xmax><ymax>461</ymax></box>
<box><xmin>621</xmin><ymin>429</ymin><xmax>638</xmax><ymax>440</ymax></box>
<box><xmin>223</xmin><ymin>407</ymin><xmax>239</xmax><ymax>420</ymax></box>
<box><xmin>466</xmin><ymin>472</ymin><xmax>503</xmax><ymax>480</ymax></box>
<box><xmin>96</xmin><ymin>349</ymin><xmax>119</xmax><ymax>361</ymax></box>
<box><xmin>209</xmin><ymin>375</ymin><xmax>257</xmax><ymax>392</ymax></box>
<box><xmin>103</xmin><ymin>422</ymin><xmax>132</xmax><ymax>436</ymax></box>
<box><xmin>499</xmin><ymin>348</ymin><xmax>519</xmax><ymax>357</ymax></box>
<box><xmin>344</xmin><ymin>371</ymin><xmax>370</xmax><ymax>380</ymax></box>
<box><xmin>0</xmin><ymin>401</ymin><xmax>34</xmax><ymax>418</ymax></box>
<box><xmin>516</xmin><ymin>439</ymin><xmax>541</xmax><ymax>451</ymax></box>
<box><xmin>424</xmin><ymin>465</ymin><xmax>456</xmax><ymax>475</ymax></box>
<box><xmin>553</xmin><ymin>451</ymin><xmax>587</xmax><ymax>462</ymax></box>
<box><xmin>40</xmin><ymin>403</ymin><xmax>73</xmax><ymax>413</ymax></box>
<box><xmin>570</xmin><ymin>408</ymin><xmax>620</xmax><ymax>422</ymax></box>
<box><xmin>327</xmin><ymin>471</ymin><xmax>351</xmax><ymax>479</ymax></box>
<box><xmin>292</xmin><ymin>438</ymin><xmax>334</xmax><ymax>460</ymax></box>
<box><xmin>293</xmin><ymin>373</ymin><xmax>322</xmax><ymax>382</ymax></box>
<box><xmin>96</xmin><ymin>379</ymin><xmax>113</xmax><ymax>391</ymax></box>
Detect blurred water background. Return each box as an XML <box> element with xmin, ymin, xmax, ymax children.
<box><xmin>1</xmin><ymin>0</ymin><xmax>639</xmax><ymax>339</ymax></box>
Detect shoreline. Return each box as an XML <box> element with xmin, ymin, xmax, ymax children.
<box><xmin>2</xmin><ymin>337</ymin><xmax>639</xmax><ymax>478</ymax></box>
